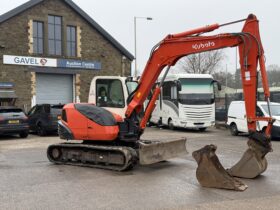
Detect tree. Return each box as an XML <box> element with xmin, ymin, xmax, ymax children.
<box><xmin>267</xmin><ymin>64</ymin><xmax>280</xmax><ymax>87</ymax></box>
<box><xmin>212</xmin><ymin>71</ymin><xmax>235</xmax><ymax>88</ymax></box>
<box><xmin>176</xmin><ymin>50</ymin><xmax>225</xmax><ymax>74</ymax></box>
<box><xmin>234</xmin><ymin>68</ymin><xmax>242</xmax><ymax>89</ymax></box>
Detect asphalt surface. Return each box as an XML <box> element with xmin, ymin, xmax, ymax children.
<box><xmin>0</xmin><ymin>127</ymin><xmax>280</xmax><ymax>210</ymax></box>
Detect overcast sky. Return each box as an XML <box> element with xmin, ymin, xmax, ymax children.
<box><xmin>1</xmin><ymin>0</ymin><xmax>279</xmax><ymax>74</ymax></box>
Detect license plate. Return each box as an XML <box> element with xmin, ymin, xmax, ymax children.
<box><xmin>8</xmin><ymin>120</ymin><xmax>20</xmax><ymax>124</ymax></box>
<box><xmin>57</xmin><ymin>115</ymin><xmax>61</xmax><ymax>120</ymax></box>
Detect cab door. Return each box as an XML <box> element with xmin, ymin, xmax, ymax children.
<box><xmin>95</xmin><ymin>78</ymin><xmax>126</xmax><ymax>117</ymax></box>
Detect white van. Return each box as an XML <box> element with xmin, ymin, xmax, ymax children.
<box><xmin>227</xmin><ymin>101</ymin><xmax>280</xmax><ymax>138</ymax></box>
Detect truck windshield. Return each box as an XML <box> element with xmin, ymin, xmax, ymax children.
<box><xmin>178</xmin><ymin>78</ymin><xmax>214</xmax><ymax>105</ymax></box>
<box><xmin>261</xmin><ymin>104</ymin><xmax>280</xmax><ymax>116</ymax></box>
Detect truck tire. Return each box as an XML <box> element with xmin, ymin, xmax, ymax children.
<box><xmin>19</xmin><ymin>131</ymin><xmax>29</xmax><ymax>138</ymax></box>
<box><xmin>230</xmin><ymin>123</ymin><xmax>239</xmax><ymax>136</ymax></box>
<box><xmin>168</xmin><ymin>119</ymin><xmax>174</xmax><ymax>130</ymax></box>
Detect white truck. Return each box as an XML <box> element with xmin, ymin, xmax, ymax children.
<box><xmin>227</xmin><ymin>101</ymin><xmax>280</xmax><ymax>138</ymax></box>
<box><xmin>149</xmin><ymin>74</ymin><xmax>218</xmax><ymax>131</ymax></box>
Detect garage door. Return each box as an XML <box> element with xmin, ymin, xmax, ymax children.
<box><xmin>36</xmin><ymin>73</ymin><xmax>73</xmax><ymax>104</ymax></box>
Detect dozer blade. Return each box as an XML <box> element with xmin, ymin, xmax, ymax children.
<box><xmin>192</xmin><ymin>144</ymin><xmax>248</xmax><ymax>191</ymax></box>
<box><xmin>228</xmin><ymin>138</ymin><xmax>272</xmax><ymax>179</ymax></box>
<box><xmin>138</xmin><ymin>138</ymin><xmax>187</xmax><ymax>165</ymax></box>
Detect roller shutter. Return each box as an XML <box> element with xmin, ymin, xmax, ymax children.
<box><xmin>36</xmin><ymin>73</ymin><xmax>73</xmax><ymax>104</ymax></box>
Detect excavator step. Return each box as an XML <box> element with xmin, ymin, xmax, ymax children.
<box><xmin>47</xmin><ymin>143</ymin><xmax>138</xmax><ymax>171</ymax></box>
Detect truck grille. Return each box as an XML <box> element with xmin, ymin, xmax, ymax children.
<box><xmin>182</xmin><ymin>106</ymin><xmax>213</xmax><ymax>121</ymax></box>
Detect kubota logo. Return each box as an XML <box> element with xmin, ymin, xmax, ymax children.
<box><xmin>192</xmin><ymin>41</ymin><xmax>215</xmax><ymax>50</ymax></box>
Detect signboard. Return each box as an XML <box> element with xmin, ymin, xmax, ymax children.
<box><xmin>3</xmin><ymin>55</ymin><xmax>101</xmax><ymax>70</ymax></box>
<box><xmin>57</xmin><ymin>59</ymin><xmax>101</xmax><ymax>70</ymax></box>
<box><xmin>3</xmin><ymin>55</ymin><xmax>57</xmax><ymax>67</ymax></box>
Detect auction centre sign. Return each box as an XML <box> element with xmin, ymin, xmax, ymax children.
<box><xmin>3</xmin><ymin>55</ymin><xmax>101</xmax><ymax>70</ymax></box>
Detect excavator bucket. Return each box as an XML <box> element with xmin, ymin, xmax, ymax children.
<box><xmin>227</xmin><ymin>138</ymin><xmax>272</xmax><ymax>178</ymax></box>
<box><xmin>138</xmin><ymin>138</ymin><xmax>187</xmax><ymax>165</ymax></box>
<box><xmin>192</xmin><ymin>144</ymin><xmax>248</xmax><ymax>191</ymax></box>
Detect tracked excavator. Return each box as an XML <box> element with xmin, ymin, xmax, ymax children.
<box><xmin>47</xmin><ymin>14</ymin><xmax>273</xmax><ymax>190</ymax></box>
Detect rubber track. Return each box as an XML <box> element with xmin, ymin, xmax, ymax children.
<box><xmin>47</xmin><ymin>143</ymin><xmax>138</xmax><ymax>171</ymax></box>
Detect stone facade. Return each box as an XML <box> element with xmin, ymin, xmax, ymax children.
<box><xmin>0</xmin><ymin>0</ymin><xmax>132</xmax><ymax>109</ymax></box>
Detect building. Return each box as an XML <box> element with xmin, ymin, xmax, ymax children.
<box><xmin>0</xmin><ymin>0</ymin><xmax>134</xmax><ymax>110</ymax></box>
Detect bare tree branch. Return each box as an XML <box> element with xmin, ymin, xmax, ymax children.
<box><xmin>177</xmin><ymin>50</ymin><xmax>225</xmax><ymax>74</ymax></box>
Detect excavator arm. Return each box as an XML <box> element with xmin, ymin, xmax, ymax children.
<box><xmin>124</xmin><ymin>14</ymin><xmax>273</xmax><ymax>190</ymax></box>
<box><xmin>126</xmin><ymin>14</ymin><xmax>273</xmax><ymax>139</ymax></box>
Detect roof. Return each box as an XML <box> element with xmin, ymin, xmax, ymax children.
<box><xmin>0</xmin><ymin>0</ymin><xmax>134</xmax><ymax>61</ymax></box>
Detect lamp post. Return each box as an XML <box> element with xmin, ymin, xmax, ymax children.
<box><xmin>134</xmin><ymin>16</ymin><xmax>153</xmax><ymax>77</ymax></box>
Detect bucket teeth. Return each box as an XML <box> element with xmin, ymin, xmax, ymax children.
<box><xmin>192</xmin><ymin>144</ymin><xmax>248</xmax><ymax>191</ymax></box>
<box><xmin>227</xmin><ymin>138</ymin><xmax>271</xmax><ymax>178</ymax></box>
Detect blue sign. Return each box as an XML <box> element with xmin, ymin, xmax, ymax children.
<box><xmin>57</xmin><ymin>59</ymin><xmax>101</xmax><ymax>70</ymax></box>
<box><xmin>0</xmin><ymin>82</ymin><xmax>14</xmax><ymax>89</ymax></box>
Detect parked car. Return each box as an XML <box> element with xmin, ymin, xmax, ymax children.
<box><xmin>227</xmin><ymin>101</ymin><xmax>280</xmax><ymax>139</ymax></box>
<box><xmin>28</xmin><ymin>104</ymin><xmax>64</xmax><ymax>136</ymax></box>
<box><xmin>0</xmin><ymin>106</ymin><xmax>29</xmax><ymax>138</ymax></box>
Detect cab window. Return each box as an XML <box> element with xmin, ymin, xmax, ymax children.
<box><xmin>96</xmin><ymin>79</ymin><xmax>125</xmax><ymax>108</ymax></box>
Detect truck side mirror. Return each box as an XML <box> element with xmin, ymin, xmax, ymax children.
<box><xmin>213</xmin><ymin>80</ymin><xmax>222</xmax><ymax>91</ymax></box>
<box><xmin>175</xmin><ymin>80</ymin><xmax>182</xmax><ymax>92</ymax></box>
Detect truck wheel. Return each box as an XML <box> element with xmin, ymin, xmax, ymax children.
<box><xmin>19</xmin><ymin>131</ymin><xmax>29</xmax><ymax>138</ymax></box>
<box><xmin>168</xmin><ymin>119</ymin><xmax>174</xmax><ymax>130</ymax></box>
<box><xmin>230</xmin><ymin>123</ymin><xmax>239</xmax><ymax>136</ymax></box>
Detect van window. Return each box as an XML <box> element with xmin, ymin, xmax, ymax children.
<box><xmin>256</xmin><ymin>106</ymin><xmax>264</xmax><ymax>117</ymax></box>
<box><xmin>261</xmin><ymin>104</ymin><xmax>280</xmax><ymax>116</ymax></box>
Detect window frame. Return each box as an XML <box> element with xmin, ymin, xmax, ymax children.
<box><xmin>67</xmin><ymin>25</ymin><xmax>77</xmax><ymax>57</ymax></box>
<box><xmin>33</xmin><ymin>21</ymin><xmax>44</xmax><ymax>54</ymax></box>
<box><xmin>95</xmin><ymin>79</ymin><xmax>125</xmax><ymax>108</ymax></box>
<box><xmin>48</xmin><ymin>15</ymin><xmax>62</xmax><ymax>55</ymax></box>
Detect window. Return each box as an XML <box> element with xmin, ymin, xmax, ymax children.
<box><xmin>48</xmin><ymin>15</ymin><xmax>62</xmax><ymax>55</ymax></box>
<box><xmin>162</xmin><ymin>82</ymin><xmax>173</xmax><ymax>100</ymax></box>
<box><xmin>33</xmin><ymin>21</ymin><xmax>44</xmax><ymax>54</ymax></box>
<box><xmin>67</xmin><ymin>26</ymin><xmax>77</xmax><ymax>57</ymax></box>
<box><xmin>96</xmin><ymin>79</ymin><xmax>125</xmax><ymax>108</ymax></box>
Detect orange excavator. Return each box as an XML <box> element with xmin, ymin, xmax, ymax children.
<box><xmin>47</xmin><ymin>14</ymin><xmax>273</xmax><ymax>190</ymax></box>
